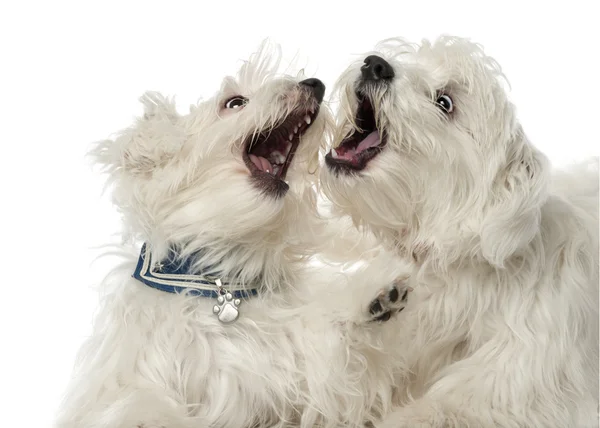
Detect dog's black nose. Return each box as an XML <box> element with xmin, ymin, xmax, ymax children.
<box><xmin>361</xmin><ymin>55</ymin><xmax>395</xmax><ymax>81</ymax></box>
<box><xmin>300</xmin><ymin>78</ymin><xmax>325</xmax><ymax>103</ymax></box>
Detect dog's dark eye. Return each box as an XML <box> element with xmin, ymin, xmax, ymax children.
<box><xmin>436</xmin><ymin>94</ymin><xmax>454</xmax><ymax>113</ymax></box>
<box><xmin>224</xmin><ymin>96</ymin><xmax>248</xmax><ymax>109</ymax></box>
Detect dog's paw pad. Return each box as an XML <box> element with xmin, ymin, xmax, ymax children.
<box><xmin>369</xmin><ymin>299</ymin><xmax>384</xmax><ymax>314</ymax></box>
<box><xmin>368</xmin><ymin>278</ymin><xmax>411</xmax><ymax>323</ymax></box>
<box><xmin>372</xmin><ymin>310</ymin><xmax>392</xmax><ymax>322</ymax></box>
<box><xmin>368</xmin><ymin>289</ymin><xmax>396</xmax><ymax>323</ymax></box>
<box><xmin>213</xmin><ymin>293</ymin><xmax>241</xmax><ymax>323</ymax></box>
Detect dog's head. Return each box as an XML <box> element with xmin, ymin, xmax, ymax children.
<box><xmin>93</xmin><ymin>42</ymin><xmax>329</xmax><ymax>276</ymax></box>
<box><xmin>321</xmin><ymin>36</ymin><xmax>549</xmax><ymax>267</ymax></box>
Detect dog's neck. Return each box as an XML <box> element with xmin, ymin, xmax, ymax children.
<box><xmin>148</xmin><ymin>238</ymin><xmax>306</xmax><ymax>293</ymax></box>
<box><xmin>140</xmin><ymin>185</ymin><xmax>323</xmax><ymax>293</ymax></box>
<box><xmin>146</xmin><ymin>200</ymin><xmax>322</xmax><ymax>293</ymax></box>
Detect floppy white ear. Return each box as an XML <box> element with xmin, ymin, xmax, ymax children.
<box><xmin>479</xmin><ymin>129</ymin><xmax>549</xmax><ymax>268</ymax></box>
<box><xmin>90</xmin><ymin>91</ymin><xmax>184</xmax><ymax>177</ymax></box>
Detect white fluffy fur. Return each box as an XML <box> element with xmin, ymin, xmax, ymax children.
<box><xmin>321</xmin><ymin>36</ymin><xmax>600</xmax><ymax>427</ymax></box>
<box><xmin>55</xmin><ymin>43</ymin><xmax>407</xmax><ymax>428</ymax></box>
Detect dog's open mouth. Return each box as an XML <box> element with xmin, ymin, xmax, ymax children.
<box><xmin>244</xmin><ymin>106</ymin><xmax>319</xmax><ymax>195</ymax></box>
<box><xmin>325</xmin><ymin>94</ymin><xmax>385</xmax><ymax>173</ymax></box>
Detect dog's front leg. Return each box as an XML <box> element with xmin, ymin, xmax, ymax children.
<box><xmin>324</xmin><ymin>251</ymin><xmax>414</xmax><ymax>326</ymax></box>
<box><xmin>376</xmin><ymin>333</ymin><xmax>592</xmax><ymax>428</ymax></box>
<box><xmin>365</xmin><ymin>276</ymin><xmax>411</xmax><ymax>323</ymax></box>
<box><xmin>323</xmin><ymin>274</ymin><xmax>412</xmax><ymax>326</ymax></box>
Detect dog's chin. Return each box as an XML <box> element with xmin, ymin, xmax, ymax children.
<box><xmin>243</xmin><ymin>105</ymin><xmax>320</xmax><ymax>198</ymax></box>
<box><xmin>325</xmin><ymin>94</ymin><xmax>386</xmax><ymax>175</ymax></box>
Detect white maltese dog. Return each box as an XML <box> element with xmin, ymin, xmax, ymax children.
<box><xmin>321</xmin><ymin>36</ymin><xmax>599</xmax><ymax>427</ymax></box>
<box><xmin>55</xmin><ymin>43</ymin><xmax>411</xmax><ymax>428</ymax></box>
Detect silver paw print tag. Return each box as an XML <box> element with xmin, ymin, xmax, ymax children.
<box><xmin>212</xmin><ymin>278</ymin><xmax>241</xmax><ymax>323</ymax></box>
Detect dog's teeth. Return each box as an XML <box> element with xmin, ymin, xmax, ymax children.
<box><xmin>310</xmin><ymin>107</ymin><xmax>314</xmax><ymax>114</ymax></box>
<box><xmin>331</xmin><ymin>149</ymin><xmax>339</xmax><ymax>159</ymax></box>
<box><xmin>294</xmin><ymin>126</ymin><xmax>298</xmax><ymax>134</ymax></box>
<box><xmin>289</xmin><ymin>133</ymin><xmax>293</xmax><ymax>140</ymax></box>
<box><xmin>271</xmin><ymin>151</ymin><xmax>286</xmax><ymax>164</ymax></box>
<box><xmin>298</xmin><ymin>122</ymin><xmax>303</xmax><ymax>129</ymax></box>
<box><xmin>304</xmin><ymin>115</ymin><xmax>311</xmax><ymax>125</ymax></box>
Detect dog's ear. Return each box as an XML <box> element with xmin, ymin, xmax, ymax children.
<box><xmin>479</xmin><ymin>128</ymin><xmax>549</xmax><ymax>268</ymax></box>
<box><xmin>90</xmin><ymin>92</ymin><xmax>185</xmax><ymax>178</ymax></box>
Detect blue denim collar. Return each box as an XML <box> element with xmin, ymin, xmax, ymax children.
<box><xmin>132</xmin><ymin>243</ymin><xmax>259</xmax><ymax>299</ymax></box>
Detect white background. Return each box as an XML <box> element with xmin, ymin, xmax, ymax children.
<box><xmin>0</xmin><ymin>0</ymin><xmax>598</xmax><ymax>426</ymax></box>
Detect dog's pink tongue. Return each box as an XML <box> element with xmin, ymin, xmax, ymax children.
<box><xmin>356</xmin><ymin>131</ymin><xmax>381</xmax><ymax>153</ymax></box>
<box><xmin>249</xmin><ymin>154</ymin><xmax>273</xmax><ymax>173</ymax></box>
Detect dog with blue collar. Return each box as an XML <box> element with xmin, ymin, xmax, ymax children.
<box><xmin>55</xmin><ymin>42</ymin><xmax>412</xmax><ymax>428</ymax></box>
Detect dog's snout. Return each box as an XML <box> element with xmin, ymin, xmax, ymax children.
<box><xmin>299</xmin><ymin>78</ymin><xmax>325</xmax><ymax>103</ymax></box>
<box><xmin>361</xmin><ymin>55</ymin><xmax>395</xmax><ymax>81</ymax></box>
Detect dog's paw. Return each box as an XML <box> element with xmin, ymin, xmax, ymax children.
<box><xmin>368</xmin><ymin>277</ymin><xmax>411</xmax><ymax>322</ymax></box>
<box><xmin>213</xmin><ymin>292</ymin><xmax>241</xmax><ymax>323</ymax></box>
